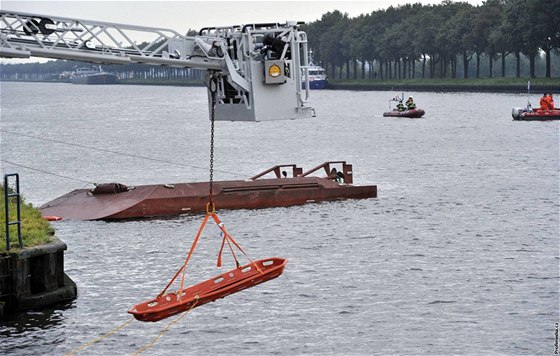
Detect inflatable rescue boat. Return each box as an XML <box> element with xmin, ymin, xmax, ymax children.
<box><xmin>383</xmin><ymin>108</ymin><xmax>425</xmax><ymax>118</ymax></box>
<box><xmin>512</xmin><ymin>107</ymin><xmax>560</xmax><ymax>121</ymax></box>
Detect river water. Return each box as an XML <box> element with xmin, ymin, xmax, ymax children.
<box><xmin>0</xmin><ymin>82</ymin><xmax>558</xmax><ymax>355</ymax></box>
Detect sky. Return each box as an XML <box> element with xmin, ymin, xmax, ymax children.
<box><xmin>1</xmin><ymin>0</ymin><xmax>484</xmax><ymax>63</ymax></box>
<box><xmin>2</xmin><ymin>0</ymin><xmax>485</xmax><ymax>33</ymax></box>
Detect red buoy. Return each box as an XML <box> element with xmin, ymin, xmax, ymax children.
<box><xmin>42</xmin><ymin>215</ymin><xmax>62</xmax><ymax>221</ymax></box>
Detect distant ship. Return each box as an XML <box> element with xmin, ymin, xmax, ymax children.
<box><xmin>70</xmin><ymin>66</ymin><xmax>117</xmax><ymax>84</ymax></box>
<box><xmin>302</xmin><ymin>51</ymin><xmax>327</xmax><ymax>89</ymax></box>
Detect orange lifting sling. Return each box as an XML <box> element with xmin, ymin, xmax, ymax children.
<box><xmin>128</xmin><ymin>209</ymin><xmax>287</xmax><ymax>322</ymax></box>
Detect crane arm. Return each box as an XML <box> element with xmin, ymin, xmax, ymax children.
<box><xmin>0</xmin><ymin>11</ymin><xmax>223</xmax><ymax>68</ymax></box>
<box><xmin>0</xmin><ymin>10</ymin><xmax>315</xmax><ymax>121</ymax></box>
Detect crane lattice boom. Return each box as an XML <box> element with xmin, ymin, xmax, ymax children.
<box><xmin>0</xmin><ymin>10</ymin><xmax>315</xmax><ymax>121</ymax></box>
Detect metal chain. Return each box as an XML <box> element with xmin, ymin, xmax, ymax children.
<box><xmin>208</xmin><ymin>74</ymin><xmax>217</xmax><ymax>205</ymax></box>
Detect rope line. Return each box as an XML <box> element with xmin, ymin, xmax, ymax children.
<box><xmin>1</xmin><ymin>159</ymin><xmax>95</xmax><ymax>185</ymax></box>
<box><xmin>0</xmin><ymin>129</ymin><xmax>243</xmax><ymax>178</ymax></box>
<box><xmin>133</xmin><ymin>297</ymin><xmax>199</xmax><ymax>356</ymax></box>
<box><xmin>63</xmin><ymin>317</ymin><xmax>134</xmax><ymax>356</ymax></box>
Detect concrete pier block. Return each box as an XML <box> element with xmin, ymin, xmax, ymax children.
<box><xmin>0</xmin><ymin>236</ymin><xmax>77</xmax><ymax>318</ymax></box>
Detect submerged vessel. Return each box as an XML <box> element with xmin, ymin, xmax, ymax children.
<box><xmin>70</xmin><ymin>66</ymin><xmax>117</xmax><ymax>84</ymax></box>
<box><xmin>383</xmin><ymin>108</ymin><xmax>425</xmax><ymax>118</ymax></box>
<box><xmin>512</xmin><ymin>107</ymin><xmax>560</xmax><ymax>121</ymax></box>
<box><xmin>39</xmin><ymin>161</ymin><xmax>377</xmax><ymax>220</ymax></box>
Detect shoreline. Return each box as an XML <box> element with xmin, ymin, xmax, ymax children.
<box><xmin>326</xmin><ymin>82</ymin><xmax>560</xmax><ymax>93</ymax></box>
<box><xmin>1</xmin><ymin>78</ymin><xmax>559</xmax><ymax>93</ymax></box>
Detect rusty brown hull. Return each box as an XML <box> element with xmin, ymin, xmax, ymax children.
<box><xmin>40</xmin><ymin>177</ymin><xmax>376</xmax><ymax>220</ymax></box>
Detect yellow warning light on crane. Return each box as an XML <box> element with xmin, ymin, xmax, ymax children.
<box><xmin>264</xmin><ymin>60</ymin><xmax>285</xmax><ymax>84</ymax></box>
<box><xmin>269</xmin><ymin>64</ymin><xmax>281</xmax><ymax>77</ymax></box>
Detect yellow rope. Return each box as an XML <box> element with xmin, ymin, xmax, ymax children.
<box><xmin>64</xmin><ymin>317</ymin><xmax>134</xmax><ymax>356</ymax></box>
<box><xmin>133</xmin><ymin>296</ymin><xmax>199</xmax><ymax>356</ymax></box>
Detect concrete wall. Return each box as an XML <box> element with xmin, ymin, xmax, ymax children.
<box><xmin>0</xmin><ymin>236</ymin><xmax>77</xmax><ymax>318</ymax></box>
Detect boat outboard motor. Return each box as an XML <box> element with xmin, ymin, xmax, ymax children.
<box><xmin>511</xmin><ymin>107</ymin><xmax>524</xmax><ymax>120</ymax></box>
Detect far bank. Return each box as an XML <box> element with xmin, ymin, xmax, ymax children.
<box><xmin>326</xmin><ymin>78</ymin><xmax>560</xmax><ymax>93</ymax></box>
<box><xmin>1</xmin><ymin>77</ymin><xmax>559</xmax><ymax>93</ymax></box>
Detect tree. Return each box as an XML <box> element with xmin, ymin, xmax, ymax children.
<box><xmin>440</xmin><ymin>3</ymin><xmax>476</xmax><ymax>78</ymax></box>
<box><xmin>532</xmin><ymin>0</ymin><xmax>560</xmax><ymax>77</ymax></box>
<box><xmin>309</xmin><ymin>11</ymin><xmax>350</xmax><ymax>78</ymax></box>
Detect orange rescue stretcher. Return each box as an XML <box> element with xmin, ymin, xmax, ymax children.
<box><xmin>128</xmin><ymin>257</ymin><xmax>287</xmax><ymax>322</ymax></box>
<box><xmin>128</xmin><ymin>209</ymin><xmax>287</xmax><ymax>322</ymax></box>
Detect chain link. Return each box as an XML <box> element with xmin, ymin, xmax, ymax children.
<box><xmin>208</xmin><ymin>74</ymin><xmax>217</xmax><ymax>204</ymax></box>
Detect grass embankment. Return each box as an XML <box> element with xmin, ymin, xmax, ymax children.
<box><xmin>0</xmin><ymin>186</ymin><xmax>54</xmax><ymax>253</ymax></box>
<box><xmin>328</xmin><ymin>77</ymin><xmax>560</xmax><ymax>92</ymax></box>
<box><xmin>330</xmin><ymin>77</ymin><xmax>559</xmax><ymax>86</ymax></box>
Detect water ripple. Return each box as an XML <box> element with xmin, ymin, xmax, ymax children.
<box><xmin>0</xmin><ymin>85</ymin><xmax>557</xmax><ymax>355</ymax></box>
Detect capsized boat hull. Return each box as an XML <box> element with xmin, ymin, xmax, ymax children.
<box><xmin>128</xmin><ymin>257</ymin><xmax>287</xmax><ymax>322</ymax></box>
<box><xmin>39</xmin><ymin>161</ymin><xmax>377</xmax><ymax>220</ymax></box>
<box><xmin>383</xmin><ymin>108</ymin><xmax>425</xmax><ymax>118</ymax></box>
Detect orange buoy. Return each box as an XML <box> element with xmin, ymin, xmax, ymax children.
<box><xmin>128</xmin><ymin>257</ymin><xmax>287</xmax><ymax>322</ymax></box>
<box><xmin>42</xmin><ymin>215</ymin><xmax>62</xmax><ymax>221</ymax></box>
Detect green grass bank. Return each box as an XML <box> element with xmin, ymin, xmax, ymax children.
<box><xmin>327</xmin><ymin>77</ymin><xmax>560</xmax><ymax>93</ymax></box>
<box><xmin>0</xmin><ymin>186</ymin><xmax>54</xmax><ymax>253</ymax></box>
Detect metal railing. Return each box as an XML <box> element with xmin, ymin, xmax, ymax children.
<box><xmin>4</xmin><ymin>173</ymin><xmax>22</xmax><ymax>251</ymax></box>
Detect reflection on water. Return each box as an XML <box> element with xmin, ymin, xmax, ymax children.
<box><xmin>0</xmin><ymin>82</ymin><xmax>558</xmax><ymax>355</ymax></box>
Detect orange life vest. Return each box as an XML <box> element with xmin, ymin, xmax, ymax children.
<box><xmin>540</xmin><ymin>96</ymin><xmax>548</xmax><ymax>110</ymax></box>
<box><xmin>547</xmin><ymin>96</ymin><xmax>555</xmax><ymax>110</ymax></box>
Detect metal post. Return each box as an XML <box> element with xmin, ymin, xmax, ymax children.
<box><xmin>3</xmin><ymin>175</ymin><xmax>8</xmax><ymax>251</ymax></box>
<box><xmin>14</xmin><ymin>175</ymin><xmax>22</xmax><ymax>248</ymax></box>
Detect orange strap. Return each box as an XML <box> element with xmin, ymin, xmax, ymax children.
<box><xmin>158</xmin><ymin>213</ymin><xmax>210</xmax><ymax>297</ymax></box>
<box><xmin>158</xmin><ymin>210</ymin><xmax>262</xmax><ymax>299</ymax></box>
<box><xmin>212</xmin><ymin>213</ymin><xmax>246</xmax><ymax>261</ymax></box>
<box><xmin>217</xmin><ymin>233</ymin><xmax>240</xmax><ymax>268</ymax></box>
<box><xmin>211</xmin><ymin>213</ymin><xmax>263</xmax><ymax>274</ymax></box>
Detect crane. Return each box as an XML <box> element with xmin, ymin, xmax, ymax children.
<box><xmin>0</xmin><ymin>10</ymin><xmax>316</xmax><ymax>121</ymax></box>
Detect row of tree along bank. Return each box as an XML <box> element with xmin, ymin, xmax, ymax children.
<box><xmin>0</xmin><ymin>61</ymin><xmax>204</xmax><ymax>82</ymax></box>
<box><xmin>327</xmin><ymin>79</ymin><xmax>560</xmax><ymax>93</ymax></box>
<box><xmin>1</xmin><ymin>1</ymin><xmax>559</xmax><ymax>83</ymax></box>
<box><xmin>302</xmin><ymin>0</ymin><xmax>560</xmax><ymax>80</ymax></box>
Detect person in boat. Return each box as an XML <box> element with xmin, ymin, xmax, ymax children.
<box><xmin>547</xmin><ymin>93</ymin><xmax>555</xmax><ymax>109</ymax></box>
<box><xmin>405</xmin><ymin>96</ymin><xmax>416</xmax><ymax>110</ymax></box>
<box><xmin>396</xmin><ymin>100</ymin><xmax>406</xmax><ymax>112</ymax></box>
<box><xmin>540</xmin><ymin>93</ymin><xmax>549</xmax><ymax>110</ymax></box>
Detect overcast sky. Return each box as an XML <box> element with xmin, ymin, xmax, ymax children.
<box><xmin>1</xmin><ymin>0</ymin><xmax>484</xmax><ymax>64</ymax></box>
<box><xmin>2</xmin><ymin>1</ymin><xmax>485</xmax><ymax>33</ymax></box>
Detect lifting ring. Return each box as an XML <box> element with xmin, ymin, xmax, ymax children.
<box><xmin>209</xmin><ymin>75</ymin><xmax>218</xmax><ymax>94</ymax></box>
<box><xmin>206</xmin><ymin>201</ymin><xmax>215</xmax><ymax>214</ymax></box>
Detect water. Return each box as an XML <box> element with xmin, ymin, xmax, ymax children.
<box><xmin>0</xmin><ymin>82</ymin><xmax>558</xmax><ymax>355</ymax></box>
